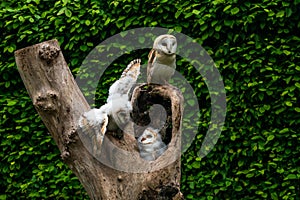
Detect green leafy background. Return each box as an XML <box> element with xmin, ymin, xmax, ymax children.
<box><xmin>1</xmin><ymin>0</ymin><xmax>299</xmax><ymax>199</ymax></box>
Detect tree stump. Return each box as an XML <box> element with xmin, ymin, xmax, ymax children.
<box><xmin>15</xmin><ymin>39</ymin><xmax>184</xmax><ymax>200</ymax></box>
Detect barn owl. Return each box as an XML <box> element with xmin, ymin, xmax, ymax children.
<box><xmin>78</xmin><ymin>104</ymin><xmax>109</xmax><ymax>155</ymax></box>
<box><xmin>137</xmin><ymin>127</ymin><xmax>167</xmax><ymax>161</ymax></box>
<box><xmin>78</xmin><ymin>59</ymin><xmax>141</xmax><ymax>142</ymax></box>
<box><xmin>107</xmin><ymin>59</ymin><xmax>141</xmax><ymax>132</ymax></box>
<box><xmin>147</xmin><ymin>34</ymin><xmax>177</xmax><ymax>84</ymax></box>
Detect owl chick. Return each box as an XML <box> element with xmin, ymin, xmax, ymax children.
<box><xmin>79</xmin><ymin>59</ymin><xmax>141</xmax><ymax>133</ymax></box>
<box><xmin>147</xmin><ymin>34</ymin><xmax>177</xmax><ymax>84</ymax></box>
<box><xmin>137</xmin><ymin>127</ymin><xmax>167</xmax><ymax>161</ymax></box>
<box><xmin>106</xmin><ymin>95</ymin><xmax>132</xmax><ymax>132</ymax></box>
<box><xmin>78</xmin><ymin>104</ymin><xmax>110</xmax><ymax>155</ymax></box>
<box><xmin>106</xmin><ymin>59</ymin><xmax>141</xmax><ymax>133</ymax></box>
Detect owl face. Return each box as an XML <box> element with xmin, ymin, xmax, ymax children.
<box><xmin>138</xmin><ymin>128</ymin><xmax>158</xmax><ymax>145</ymax></box>
<box><xmin>153</xmin><ymin>34</ymin><xmax>177</xmax><ymax>55</ymax></box>
<box><xmin>110</xmin><ymin>96</ymin><xmax>132</xmax><ymax>128</ymax></box>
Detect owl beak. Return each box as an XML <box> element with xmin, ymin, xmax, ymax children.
<box><xmin>165</xmin><ymin>51</ymin><xmax>176</xmax><ymax>56</ymax></box>
<box><xmin>167</xmin><ymin>42</ymin><xmax>176</xmax><ymax>54</ymax></box>
<box><xmin>168</xmin><ymin>51</ymin><xmax>175</xmax><ymax>56</ymax></box>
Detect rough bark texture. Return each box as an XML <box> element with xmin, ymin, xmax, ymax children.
<box><xmin>15</xmin><ymin>39</ymin><xmax>184</xmax><ymax>200</ymax></box>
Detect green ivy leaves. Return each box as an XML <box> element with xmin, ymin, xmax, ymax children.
<box><xmin>1</xmin><ymin>0</ymin><xmax>300</xmax><ymax>199</ymax></box>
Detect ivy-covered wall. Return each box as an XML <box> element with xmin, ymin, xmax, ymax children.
<box><xmin>1</xmin><ymin>0</ymin><xmax>299</xmax><ymax>199</ymax></box>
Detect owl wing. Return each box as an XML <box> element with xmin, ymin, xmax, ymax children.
<box><xmin>147</xmin><ymin>49</ymin><xmax>157</xmax><ymax>83</ymax></box>
<box><xmin>78</xmin><ymin>105</ymin><xmax>110</xmax><ymax>157</ymax></box>
<box><xmin>108</xmin><ymin>59</ymin><xmax>141</xmax><ymax>101</ymax></box>
<box><xmin>121</xmin><ymin>58</ymin><xmax>141</xmax><ymax>80</ymax></box>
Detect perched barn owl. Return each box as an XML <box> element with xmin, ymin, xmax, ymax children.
<box><xmin>147</xmin><ymin>34</ymin><xmax>177</xmax><ymax>84</ymax></box>
<box><xmin>137</xmin><ymin>127</ymin><xmax>167</xmax><ymax>161</ymax></box>
<box><xmin>78</xmin><ymin>59</ymin><xmax>141</xmax><ymax>141</ymax></box>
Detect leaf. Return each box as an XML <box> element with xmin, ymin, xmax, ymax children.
<box><xmin>235</xmin><ymin>186</ymin><xmax>243</xmax><ymax>191</ymax></box>
<box><xmin>104</xmin><ymin>17</ymin><xmax>110</xmax><ymax>26</ymax></box>
<box><xmin>5</xmin><ymin>81</ymin><xmax>10</xmax><ymax>88</ymax></box>
<box><xmin>231</xmin><ymin>7</ymin><xmax>240</xmax><ymax>15</ymax></box>
<box><xmin>215</xmin><ymin>25</ymin><xmax>222</xmax><ymax>32</ymax></box>
<box><xmin>267</xmin><ymin>135</ymin><xmax>275</xmax><ymax>141</ymax></box>
<box><xmin>7</xmin><ymin>100</ymin><xmax>17</xmax><ymax>106</ymax></box>
<box><xmin>279</xmin><ymin>128</ymin><xmax>289</xmax><ymax>134</ymax></box>
<box><xmin>225</xmin><ymin>181</ymin><xmax>232</xmax><ymax>187</ymax></box>
<box><xmin>230</xmin><ymin>135</ymin><xmax>236</xmax><ymax>141</ymax></box>
<box><xmin>138</xmin><ymin>36</ymin><xmax>145</xmax><ymax>44</ymax></box>
<box><xmin>285</xmin><ymin>8</ymin><xmax>293</xmax><ymax>17</ymax></box>
<box><xmin>284</xmin><ymin>174</ymin><xmax>297</xmax><ymax>180</ymax></box>
<box><xmin>276</xmin><ymin>10</ymin><xmax>285</xmax><ymax>18</ymax></box>
<box><xmin>65</xmin><ymin>9</ymin><xmax>72</xmax><ymax>17</ymax></box>
<box><xmin>224</xmin><ymin>20</ymin><xmax>234</xmax><ymax>26</ymax></box>
<box><xmin>175</xmin><ymin>26</ymin><xmax>182</xmax><ymax>32</ymax></box>
<box><xmin>62</xmin><ymin>0</ymin><xmax>69</xmax><ymax>5</ymax></box>
<box><xmin>175</xmin><ymin>10</ymin><xmax>181</xmax><ymax>19</ymax></box>
<box><xmin>285</xmin><ymin>101</ymin><xmax>292</xmax><ymax>106</ymax></box>
<box><xmin>18</xmin><ymin>16</ymin><xmax>25</xmax><ymax>22</ymax></box>
<box><xmin>192</xmin><ymin>10</ymin><xmax>200</xmax><ymax>15</ymax></box>
<box><xmin>57</xmin><ymin>7</ymin><xmax>66</xmax><ymax>15</ymax></box>
<box><xmin>223</xmin><ymin>5</ymin><xmax>232</xmax><ymax>12</ymax></box>
<box><xmin>22</xmin><ymin>126</ymin><xmax>30</xmax><ymax>132</ymax></box>
<box><xmin>264</xmin><ymin>105</ymin><xmax>270</xmax><ymax>110</ymax></box>
<box><xmin>191</xmin><ymin>161</ymin><xmax>200</xmax><ymax>169</ymax></box>
<box><xmin>246</xmin><ymin>173</ymin><xmax>254</xmax><ymax>178</ymax></box>
<box><xmin>85</xmin><ymin>20</ymin><xmax>91</xmax><ymax>26</ymax></box>
<box><xmin>80</xmin><ymin>45</ymin><xmax>88</xmax><ymax>51</ymax></box>
<box><xmin>125</xmin><ymin>18</ymin><xmax>132</xmax><ymax>28</ymax></box>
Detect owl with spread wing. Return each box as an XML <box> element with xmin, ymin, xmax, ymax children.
<box><xmin>78</xmin><ymin>59</ymin><xmax>141</xmax><ymax>153</ymax></box>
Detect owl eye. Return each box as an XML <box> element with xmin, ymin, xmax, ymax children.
<box><xmin>161</xmin><ymin>42</ymin><xmax>167</xmax><ymax>46</ymax></box>
<box><xmin>146</xmin><ymin>134</ymin><xmax>153</xmax><ymax>138</ymax></box>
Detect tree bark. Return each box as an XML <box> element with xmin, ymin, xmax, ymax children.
<box><xmin>15</xmin><ymin>39</ymin><xmax>184</xmax><ymax>200</ymax></box>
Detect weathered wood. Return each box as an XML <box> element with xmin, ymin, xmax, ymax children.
<box><xmin>15</xmin><ymin>39</ymin><xmax>184</xmax><ymax>200</ymax></box>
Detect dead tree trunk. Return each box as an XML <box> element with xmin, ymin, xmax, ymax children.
<box><xmin>15</xmin><ymin>39</ymin><xmax>184</xmax><ymax>200</ymax></box>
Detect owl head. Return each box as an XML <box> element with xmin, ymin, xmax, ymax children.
<box><xmin>138</xmin><ymin>127</ymin><xmax>160</xmax><ymax>145</ymax></box>
<box><xmin>153</xmin><ymin>34</ymin><xmax>177</xmax><ymax>55</ymax></box>
<box><xmin>109</xmin><ymin>95</ymin><xmax>132</xmax><ymax>129</ymax></box>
